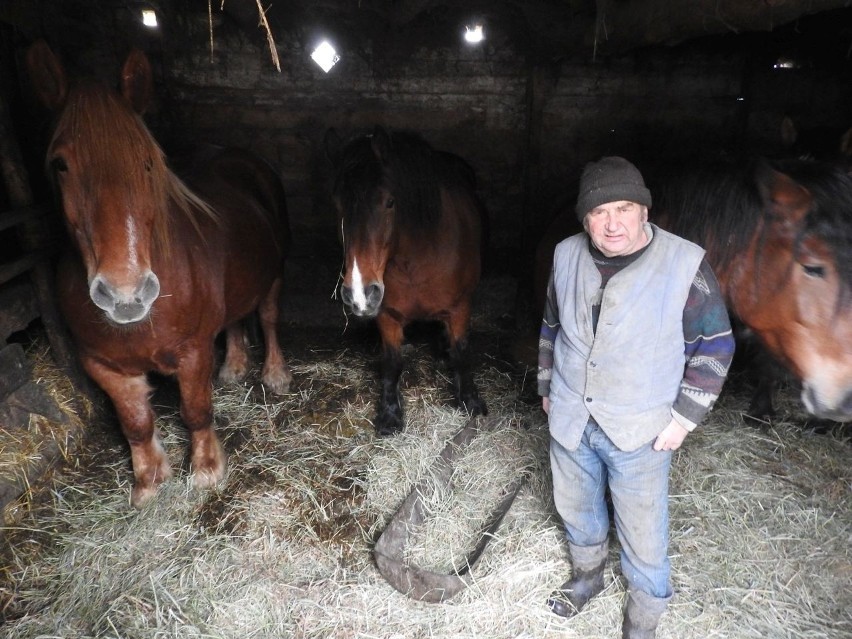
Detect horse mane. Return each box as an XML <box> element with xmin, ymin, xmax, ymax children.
<box><xmin>338</xmin><ymin>130</ymin><xmax>448</xmax><ymax>235</ymax></box>
<box><xmin>653</xmin><ymin>157</ymin><xmax>852</xmax><ymax>306</ymax></box>
<box><xmin>49</xmin><ymin>80</ymin><xmax>218</xmax><ymax>255</ymax></box>
<box><xmin>651</xmin><ymin>158</ymin><xmax>764</xmax><ymax>265</ymax></box>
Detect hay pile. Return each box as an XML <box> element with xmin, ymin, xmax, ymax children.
<box><xmin>1</xmin><ymin>278</ymin><xmax>850</xmax><ymax>639</ymax></box>
<box><xmin>0</xmin><ymin>341</ymin><xmax>91</xmax><ymax>523</ymax></box>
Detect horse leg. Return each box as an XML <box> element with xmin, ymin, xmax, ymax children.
<box><xmin>218</xmin><ymin>322</ymin><xmax>250</xmax><ymax>385</ymax></box>
<box><xmin>445</xmin><ymin>306</ymin><xmax>487</xmax><ymax>417</ymax></box>
<box><xmin>176</xmin><ymin>346</ymin><xmax>226</xmax><ymax>490</ymax></box>
<box><xmin>375</xmin><ymin>313</ymin><xmax>405</xmax><ymax>436</ymax></box>
<box><xmin>748</xmin><ymin>371</ymin><xmax>777</xmax><ymax>421</ymax></box>
<box><xmin>259</xmin><ymin>277</ymin><xmax>292</xmax><ymax>394</ymax></box>
<box><xmin>83</xmin><ymin>359</ymin><xmax>172</xmax><ymax>508</ymax></box>
<box><xmin>746</xmin><ymin>344</ymin><xmax>781</xmax><ymax>421</ymax></box>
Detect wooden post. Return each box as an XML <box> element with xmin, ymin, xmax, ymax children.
<box><xmin>0</xmin><ymin>87</ymin><xmax>95</xmax><ymax>402</ymax></box>
<box><xmin>515</xmin><ymin>62</ymin><xmax>557</xmax><ymax>330</ymax></box>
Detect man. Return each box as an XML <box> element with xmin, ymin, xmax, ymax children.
<box><xmin>538</xmin><ymin>156</ymin><xmax>735</xmax><ymax>638</ymax></box>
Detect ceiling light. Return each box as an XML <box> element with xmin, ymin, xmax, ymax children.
<box><xmin>773</xmin><ymin>56</ymin><xmax>799</xmax><ymax>70</ymax></box>
<box><xmin>311</xmin><ymin>41</ymin><xmax>340</xmax><ymax>73</ymax></box>
<box><xmin>141</xmin><ymin>9</ymin><xmax>158</xmax><ymax>28</ymax></box>
<box><xmin>464</xmin><ymin>24</ymin><xmax>484</xmax><ymax>44</ymax></box>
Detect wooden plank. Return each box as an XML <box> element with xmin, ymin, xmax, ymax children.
<box><xmin>0</xmin><ymin>343</ymin><xmax>30</xmax><ymax>399</ymax></box>
<box><xmin>0</xmin><ymin>279</ymin><xmax>39</xmax><ymax>341</ymax></box>
<box><xmin>0</xmin><ymin>206</ymin><xmax>46</xmax><ymax>233</ymax></box>
<box><xmin>0</xmin><ymin>250</ymin><xmax>48</xmax><ymax>287</ymax></box>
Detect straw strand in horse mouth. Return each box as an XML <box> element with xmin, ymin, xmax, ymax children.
<box><xmin>333</xmin><ymin>219</ymin><xmax>351</xmax><ymax>334</ymax></box>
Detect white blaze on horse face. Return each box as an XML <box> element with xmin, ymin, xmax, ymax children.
<box><xmin>350</xmin><ymin>257</ymin><xmax>369</xmax><ymax>312</ymax></box>
<box><xmin>125</xmin><ymin>214</ymin><xmax>141</xmax><ymax>272</ymax></box>
<box><xmin>87</xmin><ymin>208</ymin><xmax>160</xmax><ymax>324</ymax></box>
<box><xmin>100</xmin><ymin>213</ymin><xmax>145</xmax><ymax>292</ymax></box>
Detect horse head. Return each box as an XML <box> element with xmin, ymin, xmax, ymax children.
<box><xmin>27</xmin><ymin>41</ymin><xmax>163</xmax><ymax>325</ymax></box>
<box><xmin>329</xmin><ymin>126</ymin><xmax>448</xmax><ymax>319</ymax></box>
<box><xmin>734</xmin><ymin>161</ymin><xmax>852</xmax><ymax>421</ymax></box>
<box><xmin>330</xmin><ymin>126</ymin><xmax>400</xmax><ymax>317</ymax></box>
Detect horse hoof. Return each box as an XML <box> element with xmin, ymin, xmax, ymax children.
<box><xmin>374</xmin><ymin>415</ymin><xmax>403</xmax><ymax>437</ymax></box>
<box><xmin>192</xmin><ymin>467</ymin><xmax>226</xmax><ymax>490</ymax></box>
<box><xmin>262</xmin><ymin>367</ymin><xmax>292</xmax><ymax>395</ymax></box>
<box><xmin>190</xmin><ymin>431</ymin><xmax>227</xmax><ymax>488</ymax></box>
<box><xmin>461</xmin><ymin>396</ymin><xmax>488</xmax><ymax>417</ymax></box>
<box><xmin>131</xmin><ymin>484</ymin><xmax>158</xmax><ymax>509</ymax></box>
<box><xmin>218</xmin><ymin>365</ymin><xmax>248</xmax><ymax>386</ymax></box>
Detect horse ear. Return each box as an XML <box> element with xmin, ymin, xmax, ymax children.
<box><xmin>839</xmin><ymin>126</ymin><xmax>852</xmax><ymax>159</ymax></box>
<box><xmin>120</xmin><ymin>49</ymin><xmax>153</xmax><ymax>115</ymax></box>
<box><xmin>756</xmin><ymin>161</ymin><xmax>811</xmax><ymax>228</ymax></box>
<box><xmin>370</xmin><ymin>126</ymin><xmax>392</xmax><ymax>163</ymax></box>
<box><xmin>323</xmin><ymin>128</ymin><xmax>343</xmax><ymax>167</ymax></box>
<box><xmin>25</xmin><ymin>40</ymin><xmax>68</xmax><ymax>111</ymax></box>
<box><xmin>780</xmin><ymin>116</ymin><xmax>798</xmax><ymax>149</ymax></box>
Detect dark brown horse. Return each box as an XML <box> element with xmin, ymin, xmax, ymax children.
<box><xmin>326</xmin><ymin>126</ymin><xmax>487</xmax><ymax>435</ymax></box>
<box><xmin>534</xmin><ymin>157</ymin><xmax>852</xmax><ymax>422</ymax></box>
<box><xmin>26</xmin><ymin>41</ymin><xmax>291</xmax><ymax>507</ymax></box>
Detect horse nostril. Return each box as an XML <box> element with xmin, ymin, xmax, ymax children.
<box><xmin>366</xmin><ymin>283</ymin><xmax>383</xmax><ymax>307</ymax></box>
<box><xmin>138</xmin><ymin>271</ymin><xmax>160</xmax><ymax>305</ymax></box>
<box><xmin>96</xmin><ymin>280</ymin><xmax>111</xmax><ymax>299</ymax></box>
<box><xmin>90</xmin><ymin>275</ymin><xmax>116</xmax><ymax>310</ymax></box>
<box><xmin>842</xmin><ymin>390</ymin><xmax>852</xmax><ymax>417</ymax></box>
<box><xmin>341</xmin><ymin>285</ymin><xmax>354</xmax><ymax>306</ymax></box>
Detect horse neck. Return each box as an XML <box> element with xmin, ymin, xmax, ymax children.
<box><xmin>156</xmin><ymin>172</ymin><xmax>220</xmax><ymax>259</ymax></box>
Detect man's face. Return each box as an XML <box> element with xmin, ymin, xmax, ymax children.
<box><xmin>583</xmin><ymin>200</ymin><xmax>649</xmax><ymax>257</ymax></box>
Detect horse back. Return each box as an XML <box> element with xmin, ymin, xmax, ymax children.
<box><xmin>179</xmin><ymin>146</ymin><xmax>290</xmax><ymax>321</ymax></box>
<box><xmin>412</xmin><ymin>153</ymin><xmax>484</xmax><ymax>272</ymax></box>
<box><xmin>179</xmin><ymin>145</ymin><xmax>290</xmax><ymax>250</ymax></box>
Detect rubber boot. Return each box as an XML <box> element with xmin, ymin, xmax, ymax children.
<box><xmin>621</xmin><ymin>588</ymin><xmax>671</xmax><ymax>639</ymax></box>
<box><xmin>546</xmin><ymin>557</ymin><xmax>606</xmax><ymax>618</ymax></box>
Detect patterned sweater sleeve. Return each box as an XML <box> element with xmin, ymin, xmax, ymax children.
<box><xmin>538</xmin><ymin>269</ymin><xmax>560</xmax><ymax>397</ymax></box>
<box><xmin>673</xmin><ymin>258</ymin><xmax>736</xmax><ymax>431</ymax></box>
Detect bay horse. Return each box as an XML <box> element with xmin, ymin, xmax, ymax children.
<box><xmin>651</xmin><ymin>157</ymin><xmax>852</xmax><ymax>422</ymax></box>
<box><xmin>534</xmin><ymin>157</ymin><xmax>852</xmax><ymax>422</ymax></box>
<box><xmin>26</xmin><ymin>41</ymin><xmax>292</xmax><ymax>507</ymax></box>
<box><xmin>326</xmin><ymin>126</ymin><xmax>487</xmax><ymax>436</ymax></box>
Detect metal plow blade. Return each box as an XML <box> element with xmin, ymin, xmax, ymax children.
<box><xmin>373</xmin><ymin>415</ymin><xmax>526</xmax><ymax>603</ymax></box>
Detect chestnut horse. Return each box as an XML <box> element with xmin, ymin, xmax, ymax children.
<box><xmin>26</xmin><ymin>41</ymin><xmax>292</xmax><ymax>507</ymax></box>
<box><xmin>534</xmin><ymin>157</ymin><xmax>852</xmax><ymax>422</ymax></box>
<box><xmin>326</xmin><ymin>126</ymin><xmax>487</xmax><ymax>435</ymax></box>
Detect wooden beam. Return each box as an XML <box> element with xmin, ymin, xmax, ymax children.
<box><xmin>589</xmin><ymin>0</ymin><xmax>852</xmax><ymax>54</ymax></box>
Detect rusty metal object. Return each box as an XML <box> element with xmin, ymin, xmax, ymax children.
<box><xmin>373</xmin><ymin>415</ymin><xmax>526</xmax><ymax>603</ymax></box>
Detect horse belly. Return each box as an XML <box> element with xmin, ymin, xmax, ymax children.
<box><xmin>220</xmin><ymin>233</ymin><xmax>282</xmax><ymax>323</ymax></box>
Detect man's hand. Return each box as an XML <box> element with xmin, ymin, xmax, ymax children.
<box><xmin>653</xmin><ymin>418</ymin><xmax>689</xmax><ymax>451</ymax></box>
<box><xmin>542</xmin><ymin>396</ymin><xmax>550</xmax><ymax>414</ymax></box>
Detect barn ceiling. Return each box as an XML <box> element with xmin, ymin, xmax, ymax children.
<box><xmin>1</xmin><ymin>0</ymin><xmax>851</xmax><ymax>66</ymax></box>
<box><xmin>268</xmin><ymin>0</ymin><xmax>852</xmax><ymax>55</ymax></box>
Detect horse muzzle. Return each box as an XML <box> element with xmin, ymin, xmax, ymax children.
<box><xmin>89</xmin><ymin>270</ymin><xmax>161</xmax><ymax>325</ymax></box>
<box><xmin>340</xmin><ymin>281</ymin><xmax>384</xmax><ymax>318</ymax></box>
<box><xmin>801</xmin><ymin>382</ymin><xmax>852</xmax><ymax>422</ymax></box>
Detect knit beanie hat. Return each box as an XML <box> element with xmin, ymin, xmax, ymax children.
<box><xmin>575</xmin><ymin>156</ymin><xmax>652</xmax><ymax>220</ymax></box>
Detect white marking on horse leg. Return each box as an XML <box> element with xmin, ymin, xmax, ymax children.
<box><xmin>351</xmin><ymin>257</ymin><xmax>368</xmax><ymax>312</ymax></box>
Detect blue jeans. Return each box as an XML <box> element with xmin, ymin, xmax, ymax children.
<box><xmin>550</xmin><ymin>419</ymin><xmax>673</xmax><ymax>599</ymax></box>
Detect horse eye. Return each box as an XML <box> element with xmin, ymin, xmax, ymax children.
<box><xmin>802</xmin><ymin>264</ymin><xmax>826</xmax><ymax>278</ymax></box>
<box><xmin>50</xmin><ymin>156</ymin><xmax>68</xmax><ymax>172</ymax></box>
<box><xmin>386</xmin><ymin>197</ymin><xmax>395</xmax><ymax>209</ymax></box>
